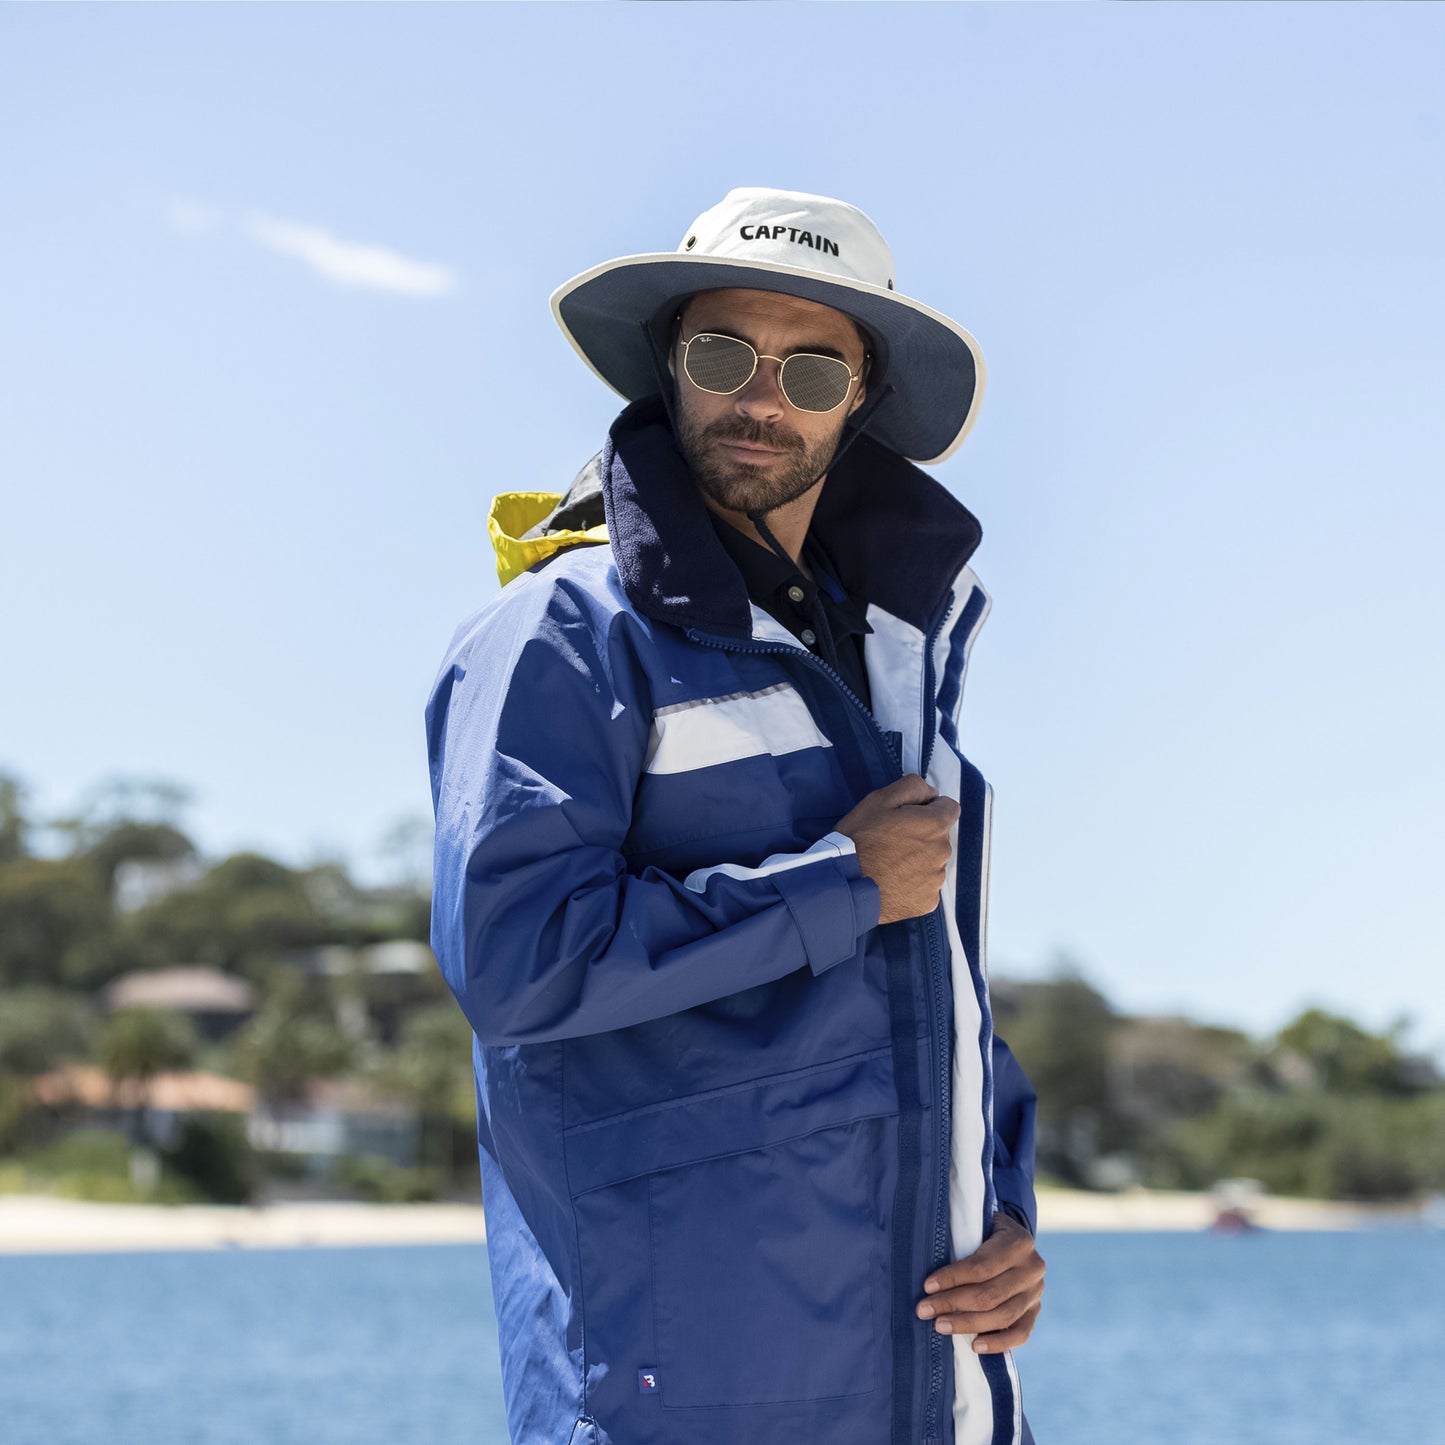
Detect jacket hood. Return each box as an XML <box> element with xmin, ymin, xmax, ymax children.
<box><xmin>488</xmin><ymin>465</ymin><xmax>609</xmax><ymax>588</ymax></box>
<box><xmin>490</xmin><ymin>398</ymin><xmax>983</xmax><ymax>633</ymax></box>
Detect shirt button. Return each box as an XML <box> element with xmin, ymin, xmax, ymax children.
<box><xmin>787</xmin><ymin>585</ymin><xmax>806</xmax><ymax>603</ymax></box>
<box><xmin>800</xmin><ymin>628</ymin><xmax>817</xmax><ymax>645</ymax></box>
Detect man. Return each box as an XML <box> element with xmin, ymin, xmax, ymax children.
<box><xmin>427</xmin><ymin>187</ymin><xmax>1044</xmax><ymax>1445</ymax></box>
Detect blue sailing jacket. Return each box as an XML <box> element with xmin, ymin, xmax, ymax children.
<box><xmin>426</xmin><ymin>399</ymin><xmax>1037</xmax><ymax>1445</ymax></box>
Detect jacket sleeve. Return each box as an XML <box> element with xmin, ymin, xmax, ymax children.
<box><xmin>991</xmin><ymin>1033</ymin><xmax>1039</xmax><ymax>1236</ymax></box>
<box><xmin>425</xmin><ymin>583</ymin><xmax>883</xmax><ymax>1047</ymax></box>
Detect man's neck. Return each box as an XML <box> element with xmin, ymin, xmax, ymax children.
<box><xmin>699</xmin><ymin>481</ymin><xmax>825</xmax><ymax>578</ymax></box>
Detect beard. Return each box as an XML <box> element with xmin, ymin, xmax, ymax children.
<box><xmin>675</xmin><ymin>408</ymin><xmax>845</xmax><ymax>516</ymax></box>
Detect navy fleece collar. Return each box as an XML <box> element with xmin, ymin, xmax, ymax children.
<box><xmin>600</xmin><ymin>397</ymin><xmax>982</xmax><ymax>638</ymax></box>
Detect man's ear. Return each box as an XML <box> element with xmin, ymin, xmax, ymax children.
<box><xmin>846</xmin><ymin>343</ymin><xmax>874</xmax><ymax>416</ymax></box>
<box><xmin>848</xmin><ymin>369</ymin><xmax>868</xmax><ymax>416</ymax></box>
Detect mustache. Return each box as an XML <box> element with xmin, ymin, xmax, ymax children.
<box><xmin>701</xmin><ymin>418</ymin><xmax>806</xmax><ymax>452</ymax></box>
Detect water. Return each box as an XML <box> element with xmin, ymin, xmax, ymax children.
<box><xmin>1023</xmin><ymin>1231</ymin><xmax>1445</xmax><ymax>1445</ymax></box>
<box><xmin>1</xmin><ymin>1232</ymin><xmax>1442</xmax><ymax>1444</ymax></box>
<box><xmin>0</xmin><ymin>1245</ymin><xmax>510</xmax><ymax>1445</ymax></box>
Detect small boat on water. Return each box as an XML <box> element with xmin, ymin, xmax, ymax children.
<box><xmin>1208</xmin><ymin>1177</ymin><xmax>1265</xmax><ymax>1234</ymax></box>
<box><xmin>1210</xmin><ymin>1206</ymin><xmax>1261</xmax><ymax>1235</ymax></box>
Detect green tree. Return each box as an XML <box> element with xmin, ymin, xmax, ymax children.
<box><xmin>98</xmin><ymin>1007</ymin><xmax>198</xmax><ymax>1093</ymax></box>
<box><xmin>1167</xmin><ymin>1087</ymin><xmax>1445</xmax><ymax>1200</ymax></box>
<box><xmin>1110</xmin><ymin>1016</ymin><xmax>1258</xmax><ymax>1183</ymax></box>
<box><xmin>0</xmin><ymin>857</ymin><xmax>113</xmax><ymax>987</ymax></box>
<box><xmin>1111</xmin><ymin>1017</ymin><xmax>1255</xmax><ymax>1121</ymax></box>
<box><xmin>1273</xmin><ymin>1008</ymin><xmax>1420</xmax><ymax>1095</ymax></box>
<box><xmin>299</xmin><ymin>861</ymin><xmax>369</xmax><ymax>932</ymax></box>
<box><xmin>49</xmin><ymin>776</ymin><xmax>192</xmax><ymax>855</ymax></box>
<box><xmin>232</xmin><ymin>973</ymin><xmax>353</xmax><ymax>1106</ymax></box>
<box><xmin>1167</xmin><ymin>1089</ymin><xmax>1331</xmax><ymax>1195</ymax></box>
<box><xmin>376</xmin><ymin>1004</ymin><xmax>476</xmax><ymax>1177</ymax></box>
<box><xmin>0</xmin><ymin>986</ymin><xmax>98</xmax><ymax>1154</ymax></box>
<box><xmin>994</xmin><ymin>965</ymin><xmax>1115</xmax><ymax>1184</ymax></box>
<box><xmin>126</xmin><ymin>852</ymin><xmax>331</xmax><ymax>976</ymax></box>
<box><xmin>0</xmin><ymin>773</ymin><xmax>29</xmax><ymax>863</ymax></box>
<box><xmin>85</xmin><ymin>821</ymin><xmax>197</xmax><ymax>891</ymax></box>
<box><xmin>0</xmin><ymin>988</ymin><xmax>96</xmax><ymax>1076</ymax></box>
<box><xmin>98</xmin><ymin>1006</ymin><xmax>198</xmax><ymax>1146</ymax></box>
<box><xmin>162</xmin><ymin>1114</ymin><xmax>257</xmax><ymax>1204</ymax></box>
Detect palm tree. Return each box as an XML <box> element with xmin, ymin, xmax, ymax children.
<box><xmin>98</xmin><ymin>1006</ymin><xmax>196</xmax><ymax>1146</ymax></box>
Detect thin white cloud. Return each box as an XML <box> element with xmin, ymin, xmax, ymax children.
<box><xmin>243</xmin><ymin>211</ymin><xmax>456</xmax><ymax>297</ymax></box>
<box><xmin>168</xmin><ymin>199</ymin><xmax>221</xmax><ymax>235</ymax></box>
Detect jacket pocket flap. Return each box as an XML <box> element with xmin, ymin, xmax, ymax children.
<box><xmin>563</xmin><ymin>1046</ymin><xmax>895</xmax><ymax>1196</ymax></box>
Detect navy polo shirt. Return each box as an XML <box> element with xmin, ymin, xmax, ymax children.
<box><xmin>708</xmin><ymin>513</ymin><xmax>874</xmax><ymax>712</ymax></box>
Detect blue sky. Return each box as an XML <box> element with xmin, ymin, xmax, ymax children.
<box><xmin>2</xmin><ymin>3</ymin><xmax>1442</xmax><ymax>1053</ymax></box>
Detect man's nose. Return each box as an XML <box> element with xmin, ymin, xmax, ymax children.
<box><xmin>732</xmin><ymin>358</ymin><xmax>787</xmax><ymax>421</ymax></box>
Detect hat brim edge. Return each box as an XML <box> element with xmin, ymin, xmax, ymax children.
<box><xmin>549</xmin><ymin>253</ymin><xmax>986</xmax><ymax>465</ymax></box>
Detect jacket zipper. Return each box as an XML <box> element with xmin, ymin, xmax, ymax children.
<box><xmin>689</xmin><ymin>614</ymin><xmax>958</xmax><ymax>1443</ymax></box>
<box><xmin>918</xmin><ymin>597</ymin><xmax>955</xmax><ymax>1445</ymax></box>
<box><xmin>686</xmin><ymin>628</ymin><xmax>901</xmax><ymax>776</ymax></box>
<box><xmin>919</xmin><ymin>596</ymin><xmax>952</xmax><ymax>779</ymax></box>
<box><xmin>922</xmin><ymin>908</ymin><xmax>950</xmax><ymax>1443</ymax></box>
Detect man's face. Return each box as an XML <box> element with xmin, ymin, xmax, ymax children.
<box><xmin>669</xmin><ymin>288</ymin><xmax>868</xmax><ymax>517</ymax></box>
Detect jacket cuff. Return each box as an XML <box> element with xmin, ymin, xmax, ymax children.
<box><xmin>771</xmin><ymin>832</ymin><xmax>880</xmax><ymax>976</ymax></box>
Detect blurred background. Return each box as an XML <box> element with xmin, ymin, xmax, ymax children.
<box><xmin>2</xmin><ymin>4</ymin><xmax>1443</xmax><ymax>1443</ymax></box>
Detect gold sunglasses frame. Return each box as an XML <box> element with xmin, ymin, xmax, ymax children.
<box><xmin>678</xmin><ymin>332</ymin><xmax>864</xmax><ymax>414</ymax></box>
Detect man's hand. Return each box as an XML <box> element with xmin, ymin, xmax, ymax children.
<box><xmin>915</xmin><ymin>1211</ymin><xmax>1045</xmax><ymax>1353</ymax></box>
<box><xmin>835</xmin><ymin>774</ymin><xmax>960</xmax><ymax>925</ymax></box>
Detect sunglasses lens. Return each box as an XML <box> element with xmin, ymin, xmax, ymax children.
<box><xmin>684</xmin><ymin>334</ymin><xmax>756</xmax><ymax>394</ymax></box>
<box><xmin>780</xmin><ymin>355</ymin><xmax>854</xmax><ymax>412</ymax></box>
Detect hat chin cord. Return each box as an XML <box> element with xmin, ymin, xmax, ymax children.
<box><xmin>743</xmin><ymin>384</ymin><xmax>893</xmax><ymax>676</ymax></box>
<box><xmin>642</xmin><ymin>317</ymin><xmax>683</xmax><ymax>439</ymax></box>
<box><xmin>745</xmin><ymin>381</ymin><xmax>893</xmax><ymax>556</ymax></box>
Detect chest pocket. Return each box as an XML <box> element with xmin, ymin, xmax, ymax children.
<box><xmin>625</xmin><ymin>682</ymin><xmax>851</xmax><ymax>863</ymax></box>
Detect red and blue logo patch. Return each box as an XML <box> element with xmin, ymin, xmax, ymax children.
<box><xmin>637</xmin><ymin>1368</ymin><xmax>660</xmax><ymax>1394</ymax></box>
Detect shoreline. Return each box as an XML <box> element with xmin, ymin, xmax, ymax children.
<box><xmin>1038</xmin><ymin>1185</ymin><xmax>1413</xmax><ymax>1233</ymax></box>
<box><xmin>0</xmin><ymin>1186</ymin><xmax>1422</xmax><ymax>1255</ymax></box>
<box><xmin>0</xmin><ymin>1195</ymin><xmax>490</xmax><ymax>1254</ymax></box>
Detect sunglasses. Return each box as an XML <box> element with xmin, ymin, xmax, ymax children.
<box><xmin>679</xmin><ymin>332</ymin><xmax>863</xmax><ymax>414</ymax></box>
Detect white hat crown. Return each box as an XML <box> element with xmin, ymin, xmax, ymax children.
<box><xmin>551</xmin><ymin>185</ymin><xmax>984</xmax><ymax>463</ymax></box>
<box><xmin>676</xmin><ymin>188</ymin><xmax>897</xmax><ymax>294</ymax></box>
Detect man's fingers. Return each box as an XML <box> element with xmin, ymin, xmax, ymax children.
<box><xmin>921</xmin><ymin>794</ymin><xmax>961</xmax><ymax>826</ymax></box>
<box><xmin>891</xmin><ymin>794</ymin><xmax>959</xmax><ymax>842</ymax></box>
<box><xmin>927</xmin><ymin>1298</ymin><xmax>1028</xmax><ymax>1336</ymax></box>
<box><xmin>879</xmin><ymin>773</ymin><xmax>938</xmax><ymax>806</ymax></box>
<box><xmin>916</xmin><ymin>1262</ymin><xmax>1043</xmax><ymax>1322</ymax></box>
<box><xmin>920</xmin><ymin>1274</ymin><xmax>1039</xmax><ymax>1334</ymax></box>
<box><xmin>917</xmin><ymin>1215</ymin><xmax>1045</xmax><ymax>1337</ymax></box>
<box><xmin>838</xmin><ymin>774</ymin><xmax>960</xmax><ymax>923</ymax></box>
<box><xmin>924</xmin><ymin>1255</ymin><xmax>993</xmax><ymax>1291</ymax></box>
<box><xmin>972</xmin><ymin>1303</ymin><xmax>1042</xmax><ymax>1354</ymax></box>
<box><xmin>923</xmin><ymin>1226</ymin><xmax>1038</xmax><ymax>1294</ymax></box>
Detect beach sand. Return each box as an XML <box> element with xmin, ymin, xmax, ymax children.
<box><xmin>0</xmin><ymin>1186</ymin><xmax>1413</xmax><ymax>1255</ymax></box>
<box><xmin>1036</xmin><ymin>1185</ymin><xmax>1403</xmax><ymax>1232</ymax></box>
<box><xmin>0</xmin><ymin>1194</ymin><xmax>490</xmax><ymax>1254</ymax></box>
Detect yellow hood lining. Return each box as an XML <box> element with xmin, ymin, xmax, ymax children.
<box><xmin>489</xmin><ymin>492</ymin><xmax>610</xmax><ymax>587</ymax></box>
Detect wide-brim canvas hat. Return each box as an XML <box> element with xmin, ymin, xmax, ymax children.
<box><xmin>550</xmin><ymin>187</ymin><xmax>986</xmax><ymax>465</ymax></box>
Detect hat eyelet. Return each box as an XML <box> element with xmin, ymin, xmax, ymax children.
<box><xmin>684</xmin><ymin>235</ymin><xmax>697</xmax><ymax>251</ymax></box>
<box><xmin>887</xmin><ymin>278</ymin><xmax>894</xmax><ymax>290</ymax></box>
